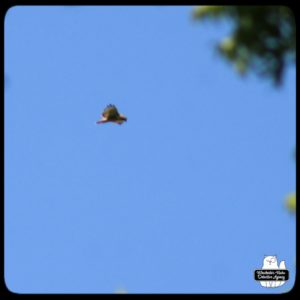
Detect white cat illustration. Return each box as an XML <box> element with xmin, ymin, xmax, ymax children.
<box><xmin>260</xmin><ymin>256</ymin><xmax>286</xmax><ymax>288</ymax></box>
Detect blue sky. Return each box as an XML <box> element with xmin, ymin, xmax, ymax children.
<box><xmin>4</xmin><ymin>6</ymin><xmax>296</xmax><ymax>294</ymax></box>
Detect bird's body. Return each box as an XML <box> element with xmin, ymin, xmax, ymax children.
<box><xmin>96</xmin><ymin>104</ymin><xmax>127</xmax><ymax>125</ymax></box>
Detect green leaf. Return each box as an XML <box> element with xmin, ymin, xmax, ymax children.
<box><xmin>285</xmin><ymin>193</ymin><xmax>296</xmax><ymax>213</ymax></box>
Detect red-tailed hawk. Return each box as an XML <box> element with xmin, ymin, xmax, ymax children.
<box><xmin>96</xmin><ymin>104</ymin><xmax>127</xmax><ymax>125</ymax></box>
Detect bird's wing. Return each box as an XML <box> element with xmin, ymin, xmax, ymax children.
<box><xmin>102</xmin><ymin>104</ymin><xmax>120</xmax><ymax>119</ymax></box>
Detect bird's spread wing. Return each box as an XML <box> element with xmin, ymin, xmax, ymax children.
<box><xmin>102</xmin><ymin>104</ymin><xmax>120</xmax><ymax>119</ymax></box>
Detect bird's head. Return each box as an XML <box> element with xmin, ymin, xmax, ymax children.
<box><xmin>120</xmin><ymin>115</ymin><xmax>127</xmax><ymax>122</ymax></box>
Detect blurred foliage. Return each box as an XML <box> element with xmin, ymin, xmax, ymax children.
<box><xmin>193</xmin><ymin>6</ymin><xmax>295</xmax><ymax>85</ymax></box>
<box><xmin>114</xmin><ymin>287</ymin><xmax>128</xmax><ymax>294</ymax></box>
<box><xmin>285</xmin><ymin>193</ymin><xmax>296</xmax><ymax>213</ymax></box>
<box><xmin>284</xmin><ymin>149</ymin><xmax>296</xmax><ymax>214</ymax></box>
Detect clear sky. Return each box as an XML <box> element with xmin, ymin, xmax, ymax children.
<box><xmin>4</xmin><ymin>6</ymin><xmax>296</xmax><ymax>294</ymax></box>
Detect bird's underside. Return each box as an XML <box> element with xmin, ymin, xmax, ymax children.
<box><xmin>96</xmin><ymin>104</ymin><xmax>127</xmax><ymax>125</ymax></box>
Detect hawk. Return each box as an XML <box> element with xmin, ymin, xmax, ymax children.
<box><xmin>96</xmin><ymin>104</ymin><xmax>127</xmax><ymax>125</ymax></box>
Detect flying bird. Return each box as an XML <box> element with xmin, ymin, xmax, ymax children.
<box><xmin>96</xmin><ymin>104</ymin><xmax>127</xmax><ymax>125</ymax></box>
